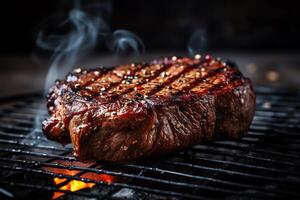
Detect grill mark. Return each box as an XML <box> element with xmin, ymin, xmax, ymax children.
<box><xmin>68</xmin><ymin>69</ymin><xmax>107</xmax><ymax>89</ymax></box>
<box><xmin>73</xmin><ymin>68</ymin><xmax>111</xmax><ymax>90</ymax></box>
<box><xmin>82</xmin><ymin>60</ymin><xmax>181</xmax><ymax>101</ymax></box>
<box><xmin>81</xmin><ymin>65</ymin><xmax>144</xmax><ymax>97</ymax></box>
<box><xmin>207</xmin><ymin>71</ymin><xmax>242</xmax><ymax>94</ymax></box>
<box><xmin>79</xmin><ymin>70</ymin><xmax>108</xmax><ymax>88</ymax></box>
<box><xmin>89</xmin><ymin>66</ymin><xmax>132</xmax><ymax>85</ymax></box>
<box><xmin>76</xmin><ymin>57</ymin><xmax>201</xmax><ymax>99</ymax></box>
<box><xmin>154</xmin><ymin>61</ymin><xmax>226</xmax><ymax>97</ymax></box>
<box><xmin>100</xmin><ymin>65</ymin><xmax>143</xmax><ymax>91</ymax></box>
<box><xmin>173</xmin><ymin>66</ymin><xmax>226</xmax><ymax>95</ymax></box>
<box><xmin>100</xmin><ymin>63</ymin><xmax>170</xmax><ymax>96</ymax></box>
<box><xmin>118</xmin><ymin>63</ymin><xmax>173</xmax><ymax>96</ymax></box>
<box><xmin>191</xmin><ymin>70</ymin><xmax>241</xmax><ymax>95</ymax></box>
<box><xmin>145</xmin><ymin>65</ymin><xmax>194</xmax><ymax>96</ymax></box>
<box><xmin>146</xmin><ymin>58</ymin><xmax>210</xmax><ymax>96</ymax></box>
<box><xmin>75</xmin><ymin>72</ymin><xmax>115</xmax><ymax>98</ymax></box>
<box><xmin>100</xmin><ymin>66</ymin><xmax>142</xmax><ymax>93</ymax></box>
<box><xmin>72</xmin><ymin>58</ymin><xmax>241</xmax><ymax>102</ymax></box>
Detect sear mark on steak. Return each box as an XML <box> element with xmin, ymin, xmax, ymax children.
<box><xmin>42</xmin><ymin>55</ymin><xmax>256</xmax><ymax>162</ymax></box>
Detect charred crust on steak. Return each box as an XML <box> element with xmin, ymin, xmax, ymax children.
<box><xmin>43</xmin><ymin>55</ymin><xmax>256</xmax><ymax>162</ymax></box>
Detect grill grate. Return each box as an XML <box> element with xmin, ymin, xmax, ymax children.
<box><xmin>0</xmin><ymin>86</ymin><xmax>300</xmax><ymax>200</ymax></box>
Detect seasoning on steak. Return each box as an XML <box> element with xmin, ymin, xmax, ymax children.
<box><xmin>42</xmin><ymin>55</ymin><xmax>256</xmax><ymax>162</ymax></box>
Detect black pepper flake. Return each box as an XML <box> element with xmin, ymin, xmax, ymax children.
<box><xmin>111</xmin><ymin>94</ymin><xmax>119</xmax><ymax>100</ymax></box>
<box><xmin>135</xmin><ymin>93</ymin><xmax>144</xmax><ymax>99</ymax></box>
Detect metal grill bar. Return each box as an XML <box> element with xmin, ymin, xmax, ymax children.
<box><xmin>0</xmin><ymin>167</ymin><xmax>206</xmax><ymax>200</ymax></box>
<box><xmin>1</xmin><ymin>155</ymin><xmax>297</xmax><ymax>198</ymax></box>
<box><xmin>0</xmin><ymin>136</ymin><xmax>299</xmax><ymax>166</ymax></box>
<box><xmin>0</xmin><ymin>87</ymin><xmax>300</xmax><ymax>199</ymax></box>
<box><xmin>185</xmin><ymin>145</ymin><xmax>300</xmax><ymax>167</ymax></box>
<box><xmin>1</xmin><ymin>138</ymin><xmax>300</xmax><ymax>169</ymax></box>
<box><xmin>0</xmin><ymin>161</ymin><xmax>296</xmax><ymax>199</ymax></box>
<box><xmin>171</xmin><ymin>155</ymin><xmax>300</xmax><ymax>176</ymax></box>
<box><xmin>1</xmin><ymin>181</ymin><xmax>102</xmax><ymax>198</ymax></box>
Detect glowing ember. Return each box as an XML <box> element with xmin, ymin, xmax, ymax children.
<box><xmin>43</xmin><ymin>160</ymin><xmax>114</xmax><ymax>199</ymax></box>
<box><xmin>52</xmin><ymin>173</ymin><xmax>113</xmax><ymax>199</ymax></box>
<box><xmin>52</xmin><ymin>177</ymin><xmax>95</xmax><ymax>199</ymax></box>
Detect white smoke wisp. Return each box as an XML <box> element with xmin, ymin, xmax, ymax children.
<box><xmin>37</xmin><ymin>9</ymin><xmax>102</xmax><ymax>94</ymax></box>
<box><xmin>26</xmin><ymin>7</ymin><xmax>105</xmax><ymax>146</ymax></box>
<box><xmin>26</xmin><ymin>1</ymin><xmax>145</xmax><ymax>147</ymax></box>
<box><xmin>187</xmin><ymin>28</ymin><xmax>208</xmax><ymax>56</ymax></box>
<box><xmin>37</xmin><ymin>9</ymin><xmax>145</xmax><ymax>94</ymax></box>
<box><xmin>106</xmin><ymin>29</ymin><xmax>145</xmax><ymax>57</ymax></box>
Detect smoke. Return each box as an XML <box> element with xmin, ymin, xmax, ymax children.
<box><xmin>37</xmin><ymin>9</ymin><xmax>102</xmax><ymax>94</ymax></box>
<box><xmin>37</xmin><ymin>1</ymin><xmax>145</xmax><ymax>93</ymax></box>
<box><xmin>187</xmin><ymin>28</ymin><xmax>208</xmax><ymax>56</ymax></box>
<box><xmin>107</xmin><ymin>30</ymin><xmax>145</xmax><ymax>56</ymax></box>
<box><xmin>24</xmin><ymin>0</ymin><xmax>145</xmax><ymax>145</ymax></box>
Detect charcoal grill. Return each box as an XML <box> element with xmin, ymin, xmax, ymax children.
<box><xmin>0</xmin><ymin>86</ymin><xmax>300</xmax><ymax>200</ymax></box>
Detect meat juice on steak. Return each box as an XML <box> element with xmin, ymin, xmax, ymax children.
<box><xmin>43</xmin><ymin>55</ymin><xmax>256</xmax><ymax>162</ymax></box>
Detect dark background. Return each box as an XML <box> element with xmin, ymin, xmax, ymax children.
<box><xmin>0</xmin><ymin>0</ymin><xmax>300</xmax><ymax>54</ymax></box>
<box><xmin>0</xmin><ymin>0</ymin><xmax>300</xmax><ymax>97</ymax></box>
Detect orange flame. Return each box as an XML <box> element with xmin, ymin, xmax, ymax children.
<box><xmin>43</xmin><ymin>160</ymin><xmax>114</xmax><ymax>199</ymax></box>
<box><xmin>52</xmin><ymin>173</ymin><xmax>113</xmax><ymax>199</ymax></box>
<box><xmin>52</xmin><ymin>177</ymin><xmax>95</xmax><ymax>199</ymax></box>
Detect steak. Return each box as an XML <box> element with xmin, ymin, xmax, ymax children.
<box><xmin>42</xmin><ymin>55</ymin><xmax>256</xmax><ymax>162</ymax></box>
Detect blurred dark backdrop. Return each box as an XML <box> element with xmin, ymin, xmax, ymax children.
<box><xmin>0</xmin><ymin>0</ymin><xmax>300</xmax><ymax>97</ymax></box>
<box><xmin>0</xmin><ymin>0</ymin><xmax>299</xmax><ymax>54</ymax></box>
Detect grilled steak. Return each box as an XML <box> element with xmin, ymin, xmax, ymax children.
<box><xmin>43</xmin><ymin>55</ymin><xmax>256</xmax><ymax>162</ymax></box>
